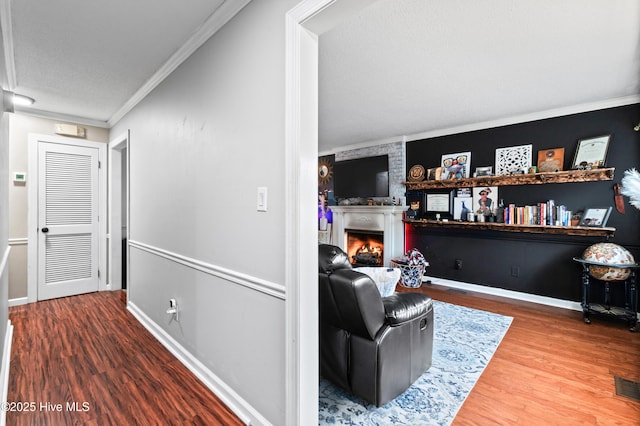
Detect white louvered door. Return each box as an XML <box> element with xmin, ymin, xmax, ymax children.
<box><xmin>38</xmin><ymin>142</ymin><xmax>99</xmax><ymax>300</ymax></box>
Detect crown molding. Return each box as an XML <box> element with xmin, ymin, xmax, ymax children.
<box><xmin>13</xmin><ymin>107</ymin><xmax>110</xmax><ymax>128</ymax></box>
<box><xmin>0</xmin><ymin>0</ymin><xmax>16</xmax><ymax>89</ymax></box>
<box><xmin>107</xmin><ymin>0</ymin><xmax>252</xmax><ymax>127</ymax></box>
<box><xmin>320</xmin><ymin>94</ymin><xmax>640</xmax><ymax>155</ymax></box>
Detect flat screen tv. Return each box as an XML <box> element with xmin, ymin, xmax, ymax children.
<box><xmin>333</xmin><ymin>155</ymin><xmax>389</xmax><ymax>199</ymax></box>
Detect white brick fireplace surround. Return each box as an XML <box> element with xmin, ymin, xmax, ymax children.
<box><xmin>330</xmin><ymin>205</ymin><xmax>405</xmax><ymax>267</ymax></box>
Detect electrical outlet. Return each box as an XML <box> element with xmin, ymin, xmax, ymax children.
<box><xmin>511</xmin><ymin>266</ymin><xmax>520</xmax><ymax>277</ymax></box>
<box><xmin>166</xmin><ymin>298</ymin><xmax>179</xmax><ymax>321</ymax></box>
<box><xmin>455</xmin><ymin>259</ymin><xmax>462</xmax><ymax>270</ymax></box>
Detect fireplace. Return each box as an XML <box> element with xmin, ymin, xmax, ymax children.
<box><xmin>330</xmin><ymin>205</ymin><xmax>404</xmax><ymax>267</ymax></box>
<box><xmin>347</xmin><ymin>230</ymin><xmax>384</xmax><ymax>267</ymax></box>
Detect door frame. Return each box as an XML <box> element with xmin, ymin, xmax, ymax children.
<box><xmin>284</xmin><ymin>1</ymin><xmax>377</xmax><ymax>423</ymax></box>
<box><xmin>107</xmin><ymin>131</ymin><xmax>129</xmax><ymax>294</ymax></box>
<box><xmin>27</xmin><ymin>133</ymin><xmax>107</xmax><ymax>303</ymax></box>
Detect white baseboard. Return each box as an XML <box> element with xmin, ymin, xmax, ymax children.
<box><xmin>425</xmin><ymin>276</ymin><xmax>583</xmax><ymax>312</ymax></box>
<box><xmin>8</xmin><ymin>297</ymin><xmax>28</xmax><ymax>307</ymax></box>
<box><xmin>0</xmin><ymin>320</ymin><xmax>13</xmax><ymax>426</ymax></box>
<box><xmin>127</xmin><ymin>301</ymin><xmax>267</xmax><ymax>426</ymax></box>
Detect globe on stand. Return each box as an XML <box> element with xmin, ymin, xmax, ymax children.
<box><xmin>582</xmin><ymin>243</ymin><xmax>635</xmax><ymax>281</ymax></box>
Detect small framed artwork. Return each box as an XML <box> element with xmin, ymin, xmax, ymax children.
<box><xmin>453</xmin><ymin>197</ymin><xmax>472</xmax><ymax>220</ymax></box>
<box><xmin>495</xmin><ymin>144</ymin><xmax>532</xmax><ymax>175</ymax></box>
<box><xmin>474</xmin><ymin>166</ymin><xmax>493</xmax><ymax>177</ymax></box>
<box><xmin>472</xmin><ymin>186</ymin><xmax>498</xmax><ymax>215</ymax></box>
<box><xmin>441</xmin><ymin>152</ymin><xmax>471</xmax><ymax>180</ymax></box>
<box><xmin>572</xmin><ymin>135</ymin><xmax>611</xmax><ymax>169</ymax></box>
<box><xmin>579</xmin><ymin>207</ymin><xmax>612</xmax><ymax>227</ymax></box>
<box><xmin>537</xmin><ymin>148</ymin><xmax>565</xmax><ymax>172</ymax></box>
<box><xmin>425</xmin><ymin>190</ymin><xmax>454</xmax><ymax>218</ymax></box>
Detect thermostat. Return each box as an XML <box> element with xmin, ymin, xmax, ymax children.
<box><xmin>13</xmin><ymin>172</ymin><xmax>26</xmax><ymax>183</ymax></box>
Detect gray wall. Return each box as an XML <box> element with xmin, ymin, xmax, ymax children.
<box><xmin>111</xmin><ymin>1</ymin><xmax>298</xmax><ymax>424</ymax></box>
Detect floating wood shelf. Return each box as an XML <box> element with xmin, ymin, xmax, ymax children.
<box><xmin>404</xmin><ymin>219</ymin><xmax>616</xmax><ymax>237</ymax></box>
<box><xmin>403</xmin><ymin>168</ymin><xmax>614</xmax><ymax>190</ymax></box>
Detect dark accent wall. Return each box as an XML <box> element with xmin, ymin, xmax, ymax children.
<box><xmin>406</xmin><ymin>104</ymin><xmax>640</xmax><ymax>304</ymax></box>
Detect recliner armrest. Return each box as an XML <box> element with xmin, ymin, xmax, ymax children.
<box><xmin>382</xmin><ymin>293</ymin><xmax>432</xmax><ymax>326</ymax></box>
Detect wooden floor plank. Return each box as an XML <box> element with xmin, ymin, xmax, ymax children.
<box><xmin>7</xmin><ymin>291</ymin><xmax>243</xmax><ymax>426</ymax></box>
<box><xmin>399</xmin><ymin>284</ymin><xmax>640</xmax><ymax>425</ymax></box>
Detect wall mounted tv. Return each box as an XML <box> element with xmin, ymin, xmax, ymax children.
<box><xmin>333</xmin><ymin>155</ymin><xmax>389</xmax><ymax>199</ymax></box>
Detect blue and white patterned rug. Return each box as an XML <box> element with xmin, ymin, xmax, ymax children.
<box><xmin>319</xmin><ymin>300</ymin><xmax>513</xmax><ymax>425</ymax></box>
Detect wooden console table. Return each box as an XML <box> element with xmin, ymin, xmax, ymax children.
<box><xmin>573</xmin><ymin>258</ymin><xmax>639</xmax><ymax>332</ymax></box>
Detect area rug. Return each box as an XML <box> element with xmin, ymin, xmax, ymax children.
<box><xmin>319</xmin><ymin>300</ymin><xmax>513</xmax><ymax>425</ymax></box>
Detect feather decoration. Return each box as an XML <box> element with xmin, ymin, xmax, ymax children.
<box><xmin>621</xmin><ymin>168</ymin><xmax>640</xmax><ymax>210</ymax></box>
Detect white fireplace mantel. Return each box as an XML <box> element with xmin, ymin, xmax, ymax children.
<box><xmin>330</xmin><ymin>205</ymin><xmax>405</xmax><ymax>266</ymax></box>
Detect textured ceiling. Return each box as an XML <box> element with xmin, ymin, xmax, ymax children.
<box><xmin>319</xmin><ymin>0</ymin><xmax>640</xmax><ymax>152</ymax></box>
<box><xmin>6</xmin><ymin>0</ymin><xmax>229</xmax><ymax>125</ymax></box>
<box><xmin>1</xmin><ymin>0</ymin><xmax>638</xmax><ymax>142</ymax></box>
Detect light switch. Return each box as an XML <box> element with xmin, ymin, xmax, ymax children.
<box><xmin>257</xmin><ymin>187</ymin><xmax>268</xmax><ymax>212</ymax></box>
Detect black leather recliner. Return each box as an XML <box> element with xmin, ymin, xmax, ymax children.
<box><xmin>318</xmin><ymin>244</ymin><xmax>434</xmax><ymax>407</ymax></box>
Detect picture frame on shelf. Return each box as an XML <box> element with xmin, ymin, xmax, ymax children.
<box><xmin>495</xmin><ymin>144</ymin><xmax>532</xmax><ymax>175</ymax></box>
<box><xmin>425</xmin><ymin>190</ymin><xmax>454</xmax><ymax>218</ymax></box>
<box><xmin>537</xmin><ymin>148</ymin><xmax>565</xmax><ymax>172</ymax></box>
<box><xmin>572</xmin><ymin>135</ymin><xmax>610</xmax><ymax>169</ymax></box>
<box><xmin>474</xmin><ymin>166</ymin><xmax>493</xmax><ymax>177</ymax></box>
<box><xmin>579</xmin><ymin>207</ymin><xmax>612</xmax><ymax>227</ymax></box>
<box><xmin>472</xmin><ymin>186</ymin><xmax>498</xmax><ymax>216</ymax></box>
<box><xmin>441</xmin><ymin>152</ymin><xmax>471</xmax><ymax>180</ymax></box>
<box><xmin>453</xmin><ymin>197</ymin><xmax>472</xmax><ymax>221</ymax></box>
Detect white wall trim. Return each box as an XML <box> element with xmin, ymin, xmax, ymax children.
<box><xmin>13</xmin><ymin>108</ymin><xmax>110</xmax><ymax>129</ymax></box>
<box><xmin>7</xmin><ymin>238</ymin><xmax>26</xmax><ymax>246</ymax></box>
<box><xmin>128</xmin><ymin>240</ymin><xmax>285</xmax><ymax>300</ymax></box>
<box><xmin>319</xmin><ymin>94</ymin><xmax>640</xmax><ymax>156</ymax></box>
<box><xmin>0</xmin><ymin>320</ymin><xmax>13</xmax><ymax>426</ymax></box>
<box><xmin>8</xmin><ymin>297</ymin><xmax>27</xmax><ymax>307</ymax></box>
<box><xmin>425</xmin><ymin>275</ymin><xmax>583</xmax><ymax>312</ymax></box>
<box><xmin>0</xmin><ymin>247</ymin><xmax>9</xmax><ymax>284</ymax></box>
<box><xmin>284</xmin><ymin>1</ymin><xmax>379</xmax><ymax>424</ymax></box>
<box><xmin>127</xmin><ymin>301</ymin><xmax>259</xmax><ymax>426</ymax></box>
<box><xmin>107</xmin><ymin>0</ymin><xmax>252</xmax><ymax>127</ymax></box>
<box><xmin>108</xmin><ymin>131</ymin><xmax>129</xmax><ymax>291</ymax></box>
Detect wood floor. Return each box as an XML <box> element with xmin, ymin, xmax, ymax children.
<box><xmin>7</xmin><ymin>291</ymin><xmax>243</xmax><ymax>426</ymax></box>
<box><xmin>402</xmin><ymin>284</ymin><xmax>640</xmax><ymax>425</ymax></box>
<box><xmin>6</xmin><ymin>286</ymin><xmax>640</xmax><ymax>425</ymax></box>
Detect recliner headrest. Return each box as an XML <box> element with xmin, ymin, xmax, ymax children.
<box><xmin>319</xmin><ymin>244</ymin><xmax>352</xmax><ymax>274</ymax></box>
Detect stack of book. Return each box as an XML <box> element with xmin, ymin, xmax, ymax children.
<box><xmin>504</xmin><ymin>200</ymin><xmax>572</xmax><ymax>226</ymax></box>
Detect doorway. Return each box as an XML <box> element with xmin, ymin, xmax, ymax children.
<box><xmin>108</xmin><ymin>132</ymin><xmax>129</xmax><ymax>294</ymax></box>
<box><xmin>27</xmin><ymin>133</ymin><xmax>107</xmax><ymax>302</ymax></box>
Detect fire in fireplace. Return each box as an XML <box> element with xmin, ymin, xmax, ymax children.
<box><xmin>346</xmin><ymin>230</ymin><xmax>384</xmax><ymax>267</ymax></box>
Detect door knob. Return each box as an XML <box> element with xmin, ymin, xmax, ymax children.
<box><xmin>41</xmin><ymin>227</ymin><xmax>49</xmax><ymax>233</ymax></box>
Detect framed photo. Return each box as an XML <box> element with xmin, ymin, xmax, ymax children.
<box><xmin>453</xmin><ymin>197</ymin><xmax>473</xmax><ymax>221</ymax></box>
<box><xmin>472</xmin><ymin>186</ymin><xmax>498</xmax><ymax>215</ymax></box>
<box><xmin>425</xmin><ymin>190</ymin><xmax>454</xmax><ymax>218</ymax></box>
<box><xmin>572</xmin><ymin>135</ymin><xmax>610</xmax><ymax>169</ymax></box>
<box><xmin>474</xmin><ymin>166</ymin><xmax>493</xmax><ymax>177</ymax></box>
<box><xmin>579</xmin><ymin>207</ymin><xmax>612</xmax><ymax>227</ymax></box>
<box><xmin>441</xmin><ymin>152</ymin><xmax>471</xmax><ymax>180</ymax></box>
<box><xmin>537</xmin><ymin>148</ymin><xmax>565</xmax><ymax>172</ymax></box>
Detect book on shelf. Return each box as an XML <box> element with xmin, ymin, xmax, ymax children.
<box><xmin>502</xmin><ymin>200</ymin><xmax>571</xmax><ymax>226</ymax></box>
